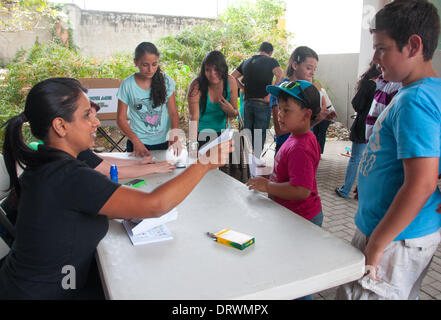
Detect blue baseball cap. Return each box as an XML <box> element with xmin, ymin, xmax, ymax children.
<box><xmin>266</xmin><ymin>80</ymin><xmax>321</xmax><ymax>118</ymax></box>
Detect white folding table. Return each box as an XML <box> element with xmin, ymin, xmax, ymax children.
<box><xmin>96</xmin><ymin>151</ymin><xmax>364</xmax><ymax>299</ymax></box>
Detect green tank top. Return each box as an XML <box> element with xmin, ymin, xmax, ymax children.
<box><xmin>198</xmin><ymin>80</ymin><xmax>231</xmax><ymax>132</ymax></box>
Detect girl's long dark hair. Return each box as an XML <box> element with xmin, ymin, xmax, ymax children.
<box><xmin>134</xmin><ymin>42</ymin><xmax>166</xmax><ymax>108</ymax></box>
<box><xmin>195</xmin><ymin>51</ymin><xmax>229</xmax><ymax>115</ymax></box>
<box><xmin>2</xmin><ymin>77</ymin><xmax>87</xmax><ymax>197</ymax></box>
<box><xmin>286</xmin><ymin>46</ymin><xmax>319</xmax><ymax>78</ymax></box>
<box><xmin>356</xmin><ymin>61</ymin><xmax>381</xmax><ymax>91</ymax></box>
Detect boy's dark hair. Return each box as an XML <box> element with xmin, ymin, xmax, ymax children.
<box><xmin>371</xmin><ymin>0</ymin><xmax>440</xmax><ymax>61</ymax></box>
<box><xmin>259</xmin><ymin>42</ymin><xmax>274</xmax><ymax>54</ymax></box>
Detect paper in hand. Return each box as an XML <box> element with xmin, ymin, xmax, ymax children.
<box><xmin>198</xmin><ymin>128</ymin><xmax>234</xmax><ymax>156</ymax></box>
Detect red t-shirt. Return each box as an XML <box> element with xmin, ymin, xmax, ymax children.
<box><xmin>270</xmin><ymin>132</ymin><xmax>322</xmax><ymax>220</ymax></box>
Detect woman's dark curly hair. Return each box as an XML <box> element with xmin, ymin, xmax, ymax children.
<box><xmin>135</xmin><ymin>42</ymin><xmax>166</xmax><ymax>108</ymax></box>
<box><xmin>196</xmin><ymin>51</ymin><xmax>229</xmax><ymax>115</ymax></box>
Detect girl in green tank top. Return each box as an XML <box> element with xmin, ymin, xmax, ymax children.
<box><xmin>187</xmin><ymin>51</ymin><xmax>238</xmax><ymax>147</ymax></box>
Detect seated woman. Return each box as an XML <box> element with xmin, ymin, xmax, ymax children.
<box><xmin>0</xmin><ymin>78</ymin><xmax>232</xmax><ymax>299</ymax></box>
<box><xmin>187</xmin><ymin>51</ymin><xmax>238</xmax><ymax>149</ymax></box>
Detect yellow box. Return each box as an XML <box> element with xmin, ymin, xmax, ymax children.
<box><xmin>214</xmin><ymin>228</ymin><xmax>255</xmax><ymax>250</ymax></box>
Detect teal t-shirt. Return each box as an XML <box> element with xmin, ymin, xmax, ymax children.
<box><xmin>355</xmin><ymin>78</ymin><xmax>441</xmax><ymax>240</ymax></box>
<box><xmin>198</xmin><ymin>80</ymin><xmax>230</xmax><ymax>133</ymax></box>
<box><xmin>117</xmin><ymin>73</ymin><xmax>176</xmax><ymax>145</ymax></box>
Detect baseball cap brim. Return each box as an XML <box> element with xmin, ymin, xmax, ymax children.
<box><xmin>266</xmin><ymin>85</ymin><xmax>305</xmax><ymax>104</ymax></box>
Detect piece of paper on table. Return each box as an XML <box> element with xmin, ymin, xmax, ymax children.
<box><xmin>122</xmin><ymin>221</ymin><xmax>173</xmax><ymax>246</ymax></box>
<box><xmin>130</xmin><ymin>208</ymin><xmax>178</xmax><ymax>235</ymax></box>
<box><xmin>198</xmin><ymin>128</ymin><xmax>234</xmax><ymax>156</ymax></box>
<box><xmin>249</xmin><ymin>154</ymin><xmax>272</xmax><ymax>178</ymax></box>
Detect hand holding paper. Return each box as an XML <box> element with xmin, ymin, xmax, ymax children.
<box><xmin>198</xmin><ymin>129</ymin><xmax>234</xmax><ymax>169</ymax></box>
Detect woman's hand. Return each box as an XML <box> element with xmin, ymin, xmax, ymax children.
<box><xmin>150</xmin><ymin>161</ymin><xmax>176</xmax><ymax>174</ymax></box>
<box><xmin>246</xmin><ymin>177</ymin><xmax>270</xmax><ymax>193</ymax></box>
<box><xmin>219</xmin><ymin>96</ymin><xmax>238</xmax><ymax>117</ymax></box>
<box><xmin>131</xmin><ymin>140</ymin><xmax>151</xmax><ymax>158</ymax></box>
<box><xmin>168</xmin><ymin>139</ymin><xmax>182</xmax><ymax>157</ymax></box>
<box><xmin>137</xmin><ymin>155</ymin><xmax>154</xmax><ymax>165</ymax></box>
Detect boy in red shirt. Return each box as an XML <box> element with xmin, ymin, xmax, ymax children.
<box><xmin>247</xmin><ymin>80</ymin><xmax>323</xmax><ymax>226</ymax></box>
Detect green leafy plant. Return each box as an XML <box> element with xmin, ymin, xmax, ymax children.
<box><xmin>0</xmin><ymin>0</ymin><xmax>292</xmax><ymax>147</ymax></box>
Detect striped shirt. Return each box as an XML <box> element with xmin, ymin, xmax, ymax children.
<box><xmin>365</xmin><ymin>75</ymin><xmax>402</xmax><ymax>140</ymax></box>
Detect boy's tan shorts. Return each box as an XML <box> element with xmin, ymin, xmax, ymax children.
<box><xmin>336</xmin><ymin>228</ymin><xmax>441</xmax><ymax>300</ymax></box>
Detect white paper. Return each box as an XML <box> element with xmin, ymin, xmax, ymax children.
<box><xmin>249</xmin><ymin>154</ymin><xmax>271</xmax><ymax>178</ymax></box>
<box><xmin>129</xmin><ymin>208</ymin><xmax>178</xmax><ymax>235</ymax></box>
<box><xmin>122</xmin><ymin>221</ymin><xmax>173</xmax><ymax>246</ymax></box>
<box><xmin>198</xmin><ymin>128</ymin><xmax>234</xmax><ymax>156</ymax></box>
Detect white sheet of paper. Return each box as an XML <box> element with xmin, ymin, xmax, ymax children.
<box><xmin>130</xmin><ymin>208</ymin><xmax>178</xmax><ymax>235</ymax></box>
<box><xmin>122</xmin><ymin>221</ymin><xmax>173</xmax><ymax>246</ymax></box>
<box><xmin>249</xmin><ymin>154</ymin><xmax>267</xmax><ymax>178</ymax></box>
<box><xmin>198</xmin><ymin>128</ymin><xmax>234</xmax><ymax>156</ymax></box>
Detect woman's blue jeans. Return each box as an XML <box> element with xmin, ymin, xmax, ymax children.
<box><xmin>337</xmin><ymin>142</ymin><xmax>367</xmax><ymax>198</ymax></box>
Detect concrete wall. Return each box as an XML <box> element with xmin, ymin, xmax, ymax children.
<box><xmin>0</xmin><ymin>4</ymin><xmax>211</xmax><ymax>64</ymax></box>
<box><xmin>315</xmin><ymin>53</ymin><xmax>360</xmax><ymax>128</ymax></box>
<box><xmin>64</xmin><ymin>4</ymin><xmax>212</xmax><ymax>57</ymax></box>
<box><xmin>0</xmin><ymin>20</ymin><xmax>52</xmax><ymax>64</ymax></box>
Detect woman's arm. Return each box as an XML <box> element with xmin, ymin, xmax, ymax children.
<box><xmin>117</xmin><ymin>100</ymin><xmax>151</xmax><ymax>158</ymax></box>
<box><xmin>187</xmin><ymin>79</ymin><xmax>201</xmax><ymax>142</ymax></box>
<box><xmin>99</xmin><ymin>140</ymin><xmax>233</xmax><ymax>219</ymax></box>
<box><xmin>99</xmin><ymin>155</ymin><xmax>154</xmax><ymax>166</ymax></box>
<box><xmin>94</xmin><ymin>159</ymin><xmax>175</xmax><ymax>179</ymax></box>
<box><xmin>166</xmin><ymin>92</ymin><xmax>182</xmax><ymax>155</ymax></box>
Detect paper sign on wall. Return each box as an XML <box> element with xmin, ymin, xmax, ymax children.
<box><xmin>87</xmin><ymin>88</ymin><xmax>119</xmax><ymax>114</ymax></box>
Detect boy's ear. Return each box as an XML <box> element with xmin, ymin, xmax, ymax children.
<box><xmin>305</xmin><ymin>108</ymin><xmax>313</xmax><ymax>120</ymax></box>
<box><xmin>407</xmin><ymin>34</ymin><xmax>423</xmax><ymax>59</ymax></box>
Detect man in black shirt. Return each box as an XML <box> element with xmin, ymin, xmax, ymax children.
<box><xmin>232</xmin><ymin>42</ymin><xmax>284</xmax><ymax>157</ymax></box>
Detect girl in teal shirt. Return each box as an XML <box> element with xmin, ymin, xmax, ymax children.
<box><xmin>187</xmin><ymin>51</ymin><xmax>238</xmax><ymax>148</ymax></box>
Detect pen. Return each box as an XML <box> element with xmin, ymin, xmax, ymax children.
<box><xmin>206</xmin><ymin>232</ymin><xmax>217</xmax><ymax>241</ymax></box>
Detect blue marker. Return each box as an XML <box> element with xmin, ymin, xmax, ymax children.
<box><xmin>110</xmin><ymin>165</ymin><xmax>118</xmax><ymax>183</ymax></box>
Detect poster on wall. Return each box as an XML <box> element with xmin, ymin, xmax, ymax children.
<box><xmin>87</xmin><ymin>88</ymin><xmax>119</xmax><ymax>114</ymax></box>
<box><xmin>79</xmin><ymin>78</ymin><xmax>122</xmax><ymax>121</ymax></box>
